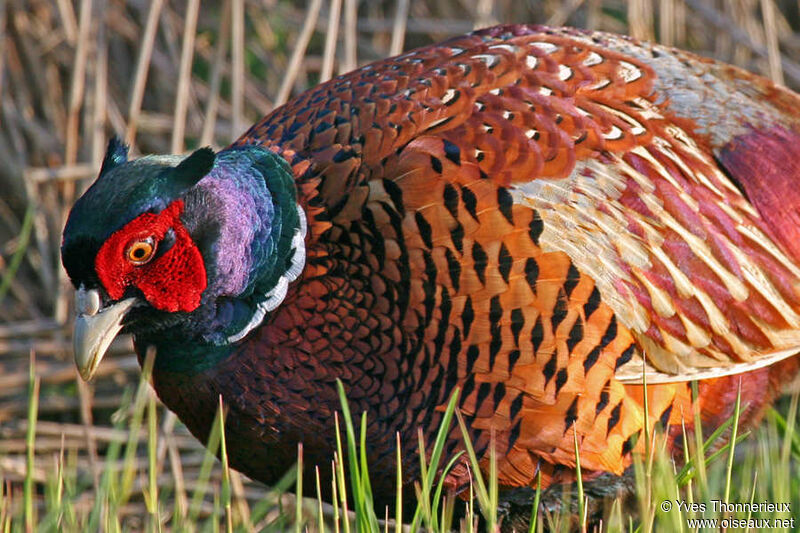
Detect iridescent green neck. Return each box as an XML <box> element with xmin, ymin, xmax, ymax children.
<box><xmin>140</xmin><ymin>145</ymin><xmax>305</xmax><ymax>374</ymax></box>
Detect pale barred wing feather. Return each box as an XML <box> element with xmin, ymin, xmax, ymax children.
<box><xmin>615</xmin><ymin>346</ymin><xmax>800</xmax><ymax>384</ymax></box>
<box><xmin>512</xmin><ymin>137</ymin><xmax>800</xmax><ymax>383</ymax></box>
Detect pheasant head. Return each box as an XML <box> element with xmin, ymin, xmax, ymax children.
<box><xmin>61</xmin><ymin>139</ymin><xmax>306</xmax><ymax>378</ymax></box>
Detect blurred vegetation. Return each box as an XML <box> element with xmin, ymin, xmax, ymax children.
<box><xmin>2</xmin><ymin>0</ymin><xmax>800</xmax><ymax>530</ymax></box>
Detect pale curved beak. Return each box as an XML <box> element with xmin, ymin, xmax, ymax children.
<box><xmin>73</xmin><ymin>287</ymin><xmax>138</xmax><ymax>381</ymax></box>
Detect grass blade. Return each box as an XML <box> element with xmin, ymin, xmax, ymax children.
<box><xmin>334</xmin><ymin>417</ymin><xmax>351</xmax><ymax>533</ymax></box>
<box><xmin>335</xmin><ymin>379</ymin><xmax>380</xmax><ymax>532</ymax></box>
<box><xmin>188</xmin><ymin>406</ymin><xmax>222</xmax><ymax>523</ymax></box>
<box><xmin>295</xmin><ymin>443</ymin><xmax>303</xmax><ymax>533</ymax></box>
<box><xmin>410</xmin><ymin>388</ymin><xmax>460</xmax><ymax>531</ymax></box>
<box><xmin>146</xmin><ymin>393</ymin><xmax>161</xmax><ymax>532</ymax></box>
<box><xmin>528</xmin><ymin>469</ymin><xmax>541</xmax><ymax>533</ymax></box>
<box><xmin>316</xmin><ymin>466</ymin><xmax>325</xmax><ymax>533</ymax></box>
<box><xmin>0</xmin><ymin>204</ymin><xmax>34</xmax><ymax>304</ymax></box>
<box><xmin>455</xmin><ymin>409</ymin><xmax>493</xmax><ymax>529</ymax></box>
<box><xmin>24</xmin><ymin>352</ymin><xmax>40</xmax><ymax>532</ymax></box>
<box><xmin>395</xmin><ymin>432</ymin><xmax>403</xmax><ymax>533</ymax></box>
<box><xmin>573</xmin><ymin>427</ymin><xmax>585</xmax><ymax>531</ymax></box>
<box><xmin>723</xmin><ymin>378</ymin><xmax>743</xmax><ymax>505</ymax></box>
<box><xmin>218</xmin><ymin>396</ymin><xmax>233</xmax><ymax>533</ymax></box>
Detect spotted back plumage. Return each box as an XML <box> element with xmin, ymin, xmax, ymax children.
<box><xmin>203</xmin><ymin>24</ymin><xmax>800</xmax><ymax>492</ymax></box>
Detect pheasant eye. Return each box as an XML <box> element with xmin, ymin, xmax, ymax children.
<box><xmin>126</xmin><ymin>237</ymin><xmax>156</xmax><ymax>265</ymax></box>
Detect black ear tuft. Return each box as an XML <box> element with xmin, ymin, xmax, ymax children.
<box><xmin>172</xmin><ymin>147</ymin><xmax>216</xmax><ymax>189</ymax></box>
<box><xmin>100</xmin><ymin>136</ymin><xmax>129</xmax><ymax>174</ymax></box>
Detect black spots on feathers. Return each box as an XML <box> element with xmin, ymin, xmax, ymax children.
<box><xmin>498</xmin><ymin>243</ymin><xmax>512</xmax><ymax>284</ymax></box>
<box><xmin>383</xmin><ymin>178</ymin><xmax>405</xmax><ymax>214</ymax></box>
<box><xmin>529</xmin><ymin>211</ymin><xmax>543</xmax><ymax>244</ymax></box>
<box><xmin>461</xmin><ymin>186</ymin><xmax>478</xmax><ymax>220</ymax></box>
<box><xmin>497</xmin><ymin>188</ymin><xmax>514</xmax><ymax>224</ymax></box>
<box><xmin>615</xmin><ymin>344</ymin><xmax>635</xmax><ymax>370</ymax></box>
<box><xmin>415</xmin><ymin>212</ymin><xmax>433</xmax><ymax>249</ymax></box>
<box><xmin>583</xmin><ymin>286</ymin><xmax>601</xmax><ymax>319</ymax></box>
<box><xmin>472</xmin><ymin>242</ymin><xmax>488</xmax><ymax>285</ymax></box>
<box><xmin>445</xmin><ymin>248</ymin><xmax>461</xmax><ymax>291</ymax></box>
<box><xmin>607</xmin><ymin>402</ymin><xmax>622</xmax><ymax>434</ymax></box>
<box><xmin>443</xmin><ymin>183</ymin><xmax>459</xmax><ymax>218</ymax></box>
<box><xmin>442</xmin><ymin>139</ymin><xmax>461</xmax><ymax>166</ymax></box>
<box><xmin>431</xmin><ymin>156</ymin><xmax>443</xmax><ymax>173</ymax></box>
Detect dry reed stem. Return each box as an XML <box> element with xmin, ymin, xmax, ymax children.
<box><xmin>167</xmin><ymin>435</ymin><xmax>189</xmax><ymax>523</ymax></box>
<box><xmin>125</xmin><ymin>0</ymin><xmax>165</xmax><ymax>148</ymax></box>
<box><xmin>231</xmin><ymin>470</ymin><xmax>255</xmax><ymax>533</ymax></box>
<box><xmin>64</xmin><ymin>0</ymin><xmax>92</xmax><ymax>166</ymax></box>
<box><xmin>19</xmin><ymin>178</ymin><xmax>55</xmax><ymax>310</ymax></box>
<box><xmin>684</xmin><ymin>0</ymin><xmax>800</xmax><ymax>84</ymax></box>
<box><xmin>275</xmin><ymin>0</ymin><xmax>324</xmax><ymax>106</ymax></box>
<box><xmin>55</xmin><ymin>0</ymin><xmax>79</xmax><ymax>44</ymax></box>
<box><xmin>730</xmin><ymin>0</ymin><xmax>754</xmax><ymax>67</ymax></box>
<box><xmin>91</xmin><ymin>0</ymin><xmax>109</xmax><ymax>167</ymax></box>
<box><xmin>475</xmin><ymin>0</ymin><xmax>496</xmax><ymax>28</ymax></box>
<box><xmin>342</xmin><ymin>0</ymin><xmax>358</xmax><ymax>72</ymax></box>
<box><xmin>57</xmin><ymin>0</ymin><xmax>94</xmax><ymax>329</ymax></box>
<box><xmin>201</xmin><ymin>0</ymin><xmax>232</xmax><ymax>147</ymax></box>
<box><xmin>171</xmin><ymin>0</ymin><xmax>201</xmax><ymax>154</ymax></box>
<box><xmin>77</xmin><ymin>377</ymin><xmax>101</xmax><ymax>487</ymax></box>
<box><xmin>586</xmin><ymin>0</ymin><xmax>601</xmax><ymax>31</ymax></box>
<box><xmin>231</xmin><ymin>0</ymin><xmax>246</xmax><ymax>140</ymax></box>
<box><xmin>389</xmin><ymin>0</ymin><xmax>410</xmax><ymax>56</ymax></box>
<box><xmin>761</xmin><ymin>0</ymin><xmax>785</xmax><ymax>84</ymax></box>
<box><xmin>0</xmin><ymin>2</ymin><xmax>8</xmax><ymax>106</ymax></box>
<box><xmin>628</xmin><ymin>0</ymin><xmax>654</xmax><ymax>40</ymax></box>
<box><xmin>23</xmin><ymin>164</ymin><xmax>95</xmax><ymax>183</ymax></box>
<box><xmin>659</xmin><ymin>0</ymin><xmax>675</xmax><ymax>47</ymax></box>
<box><xmin>0</xmin><ymin>352</ymin><xmax>136</xmax><ymax>391</ymax></box>
<box><xmin>321</xmin><ymin>0</ymin><xmax>343</xmax><ymax>82</ymax></box>
<box><xmin>106</xmin><ymin>96</ymin><xmax>129</xmax><ymax>139</ymax></box>
<box><xmin>546</xmin><ymin>0</ymin><xmax>585</xmax><ymax>27</ymax></box>
<box><xmin>155</xmin><ymin>410</ymin><xmax>177</xmax><ymax>472</ymax></box>
<box><xmin>674</xmin><ymin>0</ymin><xmax>686</xmax><ymax>44</ymax></box>
<box><xmin>0</xmin><ymin>320</ymin><xmax>60</xmax><ymax>339</ymax></box>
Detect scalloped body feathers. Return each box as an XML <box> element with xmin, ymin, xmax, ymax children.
<box><xmin>65</xmin><ymin>25</ymin><xmax>800</xmax><ymax>505</ymax></box>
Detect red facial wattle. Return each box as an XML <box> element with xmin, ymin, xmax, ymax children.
<box><xmin>95</xmin><ymin>199</ymin><xmax>207</xmax><ymax>312</ymax></box>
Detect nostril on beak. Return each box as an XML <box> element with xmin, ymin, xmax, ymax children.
<box><xmin>76</xmin><ymin>286</ymin><xmax>101</xmax><ymax>316</ymax></box>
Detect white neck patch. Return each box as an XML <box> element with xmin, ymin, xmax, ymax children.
<box><xmin>227</xmin><ymin>205</ymin><xmax>308</xmax><ymax>343</ymax></box>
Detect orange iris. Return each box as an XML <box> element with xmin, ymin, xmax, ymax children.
<box><xmin>126</xmin><ymin>237</ymin><xmax>155</xmax><ymax>265</ymax></box>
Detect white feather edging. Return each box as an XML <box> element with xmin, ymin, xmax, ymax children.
<box><xmin>227</xmin><ymin>206</ymin><xmax>308</xmax><ymax>343</ymax></box>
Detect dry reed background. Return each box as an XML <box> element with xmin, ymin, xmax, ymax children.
<box><xmin>2</xmin><ymin>0</ymin><xmax>800</xmax><ymax>528</ymax></box>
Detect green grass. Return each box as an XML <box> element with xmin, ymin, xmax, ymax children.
<box><xmin>2</xmin><ymin>362</ymin><xmax>800</xmax><ymax>532</ymax></box>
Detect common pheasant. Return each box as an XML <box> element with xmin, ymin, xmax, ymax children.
<box><xmin>62</xmin><ymin>24</ymin><xmax>800</xmax><ymax>508</ymax></box>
